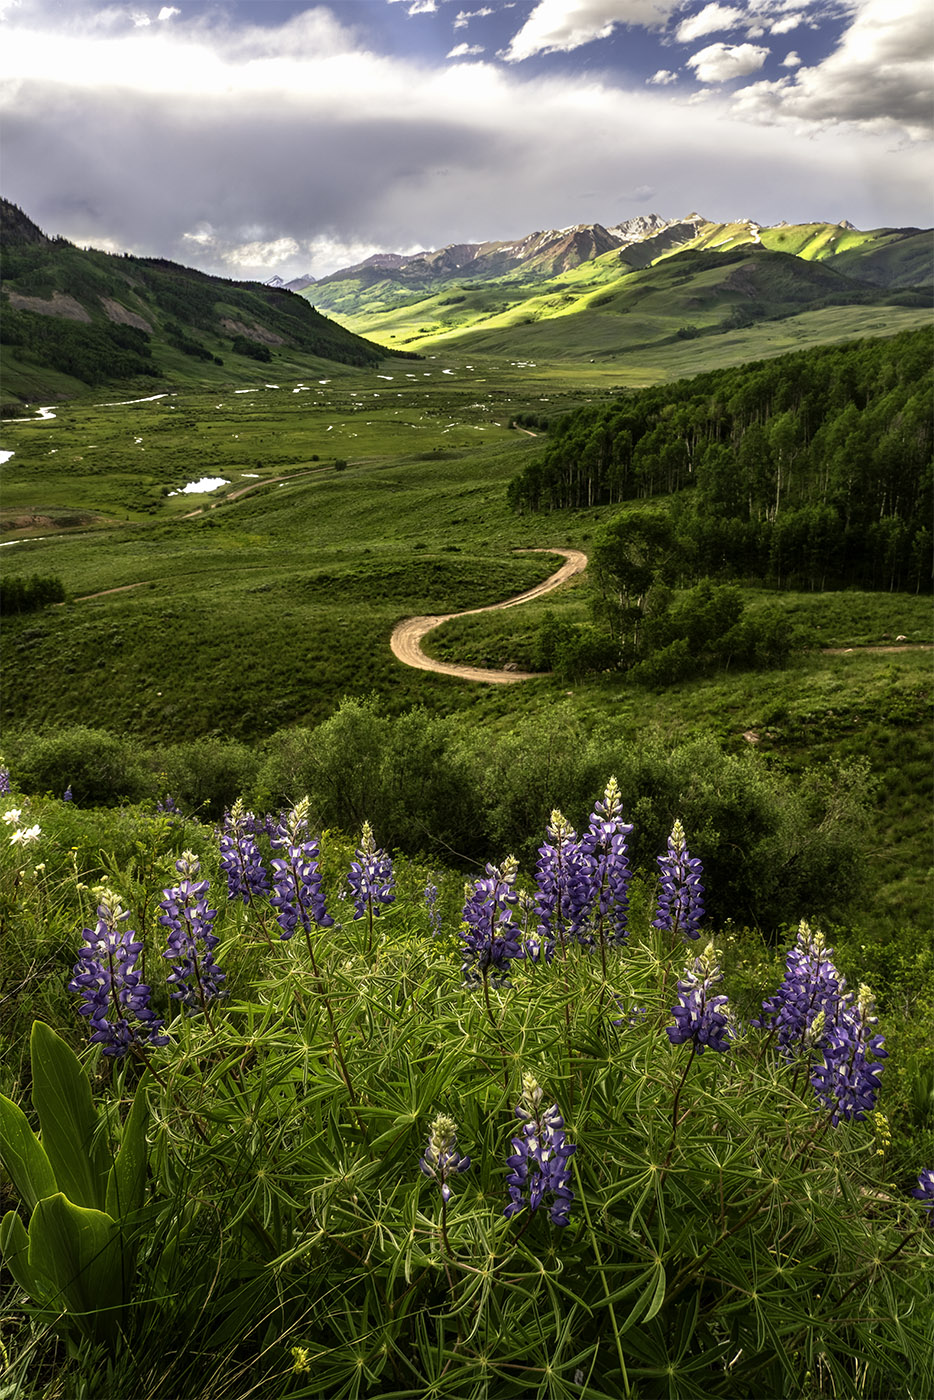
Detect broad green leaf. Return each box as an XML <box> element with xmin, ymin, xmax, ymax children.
<box><xmin>28</xmin><ymin>1193</ymin><xmax>125</xmax><ymax>1341</ymax></box>
<box><xmin>0</xmin><ymin>1094</ymin><xmax>58</xmax><ymax>1211</ymax></box>
<box><xmin>1</xmin><ymin>1209</ymin><xmax>55</xmax><ymax>1305</ymax></box>
<box><xmin>105</xmin><ymin>1073</ymin><xmax>151</xmax><ymax>1221</ymax></box>
<box><xmin>30</xmin><ymin>1021</ymin><xmax>109</xmax><ymax>1211</ymax></box>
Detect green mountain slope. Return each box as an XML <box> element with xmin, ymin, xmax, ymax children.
<box><xmin>301</xmin><ymin>215</ymin><xmax>931</xmax><ymax>360</ymax></box>
<box><xmin>0</xmin><ymin>199</ymin><xmax>392</xmax><ymax>407</ymax></box>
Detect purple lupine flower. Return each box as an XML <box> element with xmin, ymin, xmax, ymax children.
<box><xmin>911</xmin><ymin>1170</ymin><xmax>934</xmax><ymax>1227</ymax></box>
<box><xmin>156</xmin><ymin>795</ymin><xmax>179</xmax><ymax>815</ymax></box>
<box><xmin>69</xmin><ymin>888</ymin><xmax>167</xmax><ymax>1057</ymax></box>
<box><xmin>219</xmin><ymin>798</ymin><xmax>270</xmax><ymax>905</ymax></box>
<box><xmin>270</xmin><ymin>799</ymin><xmax>333</xmax><ymax>940</ymax></box>
<box><xmin>420</xmin><ymin>1113</ymin><xmax>471</xmax><ymax>1203</ymax></box>
<box><xmin>460</xmin><ymin>857</ymin><xmax>522</xmax><ymax>987</ymax></box>
<box><xmin>347</xmin><ymin>821</ymin><xmax>395</xmax><ymax>920</ymax></box>
<box><xmin>159</xmin><ymin>851</ymin><xmax>225</xmax><ymax>1012</ymax></box>
<box><xmin>534</xmin><ymin>809</ymin><xmax>582</xmax><ymax>955</ymax></box>
<box><xmin>425</xmin><ymin>879</ymin><xmax>442</xmax><ymax>937</ymax></box>
<box><xmin>504</xmin><ymin>1073</ymin><xmax>577</xmax><ymax>1227</ymax></box>
<box><xmin>753</xmin><ymin>920</ymin><xmax>844</xmax><ymax>1054</ymax></box>
<box><xmin>811</xmin><ymin>983</ymin><xmax>887</xmax><ymax>1126</ymax></box>
<box><xmin>572</xmin><ymin>777</ymin><xmax>633</xmax><ymax>948</ymax></box>
<box><xmin>653</xmin><ymin>818</ymin><xmax>705</xmax><ymax>941</ymax></box>
<box><xmin>0</xmin><ymin>766</ymin><xmax>10</xmax><ymax>795</ymax></box>
<box><xmin>667</xmin><ymin>942</ymin><xmax>732</xmax><ymax>1053</ymax></box>
<box><xmin>63</xmin><ymin>785</ymin><xmax>73</xmax><ymax>803</ymax></box>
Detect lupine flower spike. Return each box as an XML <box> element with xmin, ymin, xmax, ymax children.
<box><xmin>911</xmin><ymin>1170</ymin><xmax>934</xmax><ymax>1227</ymax></box>
<box><xmin>159</xmin><ymin>851</ymin><xmax>225</xmax><ymax>1014</ymax></box>
<box><xmin>668</xmin><ymin>942</ymin><xmax>732</xmax><ymax>1054</ymax></box>
<box><xmin>69</xmin><ymin>888</ymin><xmax>168</xmax><ymax>1056</ymax></box>
<box><xmin>459</xmin><ymin>857</ymin><xmax>522</xmax><ymax>988</ymax></box>
<box><xmin>811</xmin><ymin>982</ymin><xmax>887</xmax><ymax>1125</ymax></box>
<box><xmin>754</xmin><ymin>920</ymin><xmax>843</xmax><ymax>1056</ymax></box>
<box><xmin>572</xmin><ymin>777</ymin><xmax>633</xmax><ymax>950</ymax></box>
<box><xmin>219</xmin><ymin>798</ymin><xmax>270</xmax><ymax>905</ymax></box>
<box><xmin>347</xmin><ymin>820</ymin><xmax>395</xmax><ymax>921</ymax></box>
<box><xmin>534</xmin><ymin>809</ymin><xmax>581</xmax><ymax>959</ymax></box>
<box><xmin>504</xmin><ymin>1072</ymin><xmax>577</xmax><ymax>1227</ymax></box>
<box><xmin>0</xmin><ymin>763</ymin><xmax>10</xmax><ymax>795</ymax></box>
<box><xmin>653</xmin><ymin>818</ymin><xmax>705</xmax><ymax>941</ymax></box>
<box><xmin>270</xmin><ymin>798</ymin><xmax>333</xmax><ymax>940</ymax></box>
<box><xmin>420</xmin><ymin>1113</ymin><xmax>471</xmax><ymax>1203</ymax></box>
<box><xmin>424</xmin><ymin>879</ymin><xmax>442</xmax><ymax>937</ymax></box>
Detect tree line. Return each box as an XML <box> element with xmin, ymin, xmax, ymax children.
<box><xmin>508</xmin><ymin>328</ymin><xmax>932</xmax><ymax>592</ymax></box>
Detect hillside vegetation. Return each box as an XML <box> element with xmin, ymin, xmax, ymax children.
<box><xmin>0</xmin><ymin>199</ymin><xmax>391</xmax><ymax>406</ymax></box>
<box><xmin>509</xmin><ymin>327</ymin><xmax>932</xmax><ymax>594</ymax></box>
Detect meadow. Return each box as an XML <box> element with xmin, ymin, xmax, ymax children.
<box><xmin>1</xmin><ymin>339</ymin><xmax>932</xmax><ymax>1397</ymax></box>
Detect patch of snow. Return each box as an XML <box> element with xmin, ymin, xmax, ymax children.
<box><xmin>377</xmin><ymin>375</ymin><xmax>393</xmax><ymax>380</ymax></box>
<box><xmin>168</xmin><ymin>477</ymin><xmax>230</xmax><ymax>496</ymax></box>
<box><xmin>234</xmin><ymin>389</ymin><xmax>257</xmax><ymax>394</ymax></box>
<box><xmin>241</xmin><ymin>473</ymin><xmax>260</xmax><ymax>478</ymax></box>
<box><xmin>265</xmin><ymin>383</ymin><xmax>280</xmax><ymax>389</ymax></box>
<box><xmin>0</xmin><ymin>450</ymin><xmax>14</xmax><ymax>464</ymax></box>
<box><xmin>98</xmin><ymin>394</ymin><xmax>170</xmax><ymax>406</ymax></box>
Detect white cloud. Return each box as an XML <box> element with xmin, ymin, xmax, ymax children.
<box><xmin>502</xmin><ymin>0</ymin><xmax>678</xmax><ymax>62</ymax></box>
<box><xmin>448</xmin><ymin>42</ymin><xmax>485</xmax><ymax>57</ymax></box>
<box><xmin>408</xmin><ymin>0</ymin><xmax>437</xmax><ymax>13</ymax></box>
<box><xmin>782</xmin><ymin>49</ymin><xmax>801</xmax><ymax>65</ymax></box>
<box><xmin>770</xmin><ymin>13</ymin><xmax>802</xmax><ymax>34</ymax></box>
<box><xmin>675</xmin><ymin>5</ymin><xmax>745</xmax><ymax>44</ymax></box>
<box><xmin>734</xmin><ymin>0</ymin><xmax>934</xmax><ymax>137</ymax></box>
<box><xmin>157</xmin><ymin>5</ymin><xmax>179</xmax><ymax>19</ymax></box>
<box><xmin>454</xmin><ymin>7</ymin><xmax>493</xmax><ymax>28</ymax></box>
<box><xmin>647</xmin><ymin>68</ymin><xmax>677</xmax><ymax>84</ymax></box>
<box><xmin>687</xmin><ymin>41</ymin><xmax>770</xmax><ymax>82</ymax></box>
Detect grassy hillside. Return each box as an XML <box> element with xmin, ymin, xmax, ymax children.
<box><xmin>0</xmin><ymin>198</ymin><xmax>393</xmax><ymax>407</ymax></box>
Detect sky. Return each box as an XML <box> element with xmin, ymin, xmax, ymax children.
<box><xmin>1</xmin><ymin>0</ymin><xmax>931</xmax><ymax>281</ymax></box>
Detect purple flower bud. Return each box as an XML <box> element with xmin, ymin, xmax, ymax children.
<box><xmin>811</xmin><ymin>983</ymin><xmax>887</xmax><ymax>1125</ymax></box>
<box><xmin>219</xmin><ymin>799</ymin><xmax>270</xmax><ymax>905</ymax></box>
<box><xmin>911</xmin><ymin>1169</ymin><xmax>934</xmax><ymax>1226</ymax></box>
<box><xmin>572</xmin><ymin>778</ymin><xmax>633</xmax><ymax>947</ymax></box>
<box><xmin>667</xmin><ymin>942</ymin><xmax>732</xmax><ymax>1054</ymax></box>
<box><xmin>347</xmin><ymin>821</ymin><xmax>395</xmax><ymax>921</ymax></box>
<box><xmin>754</xmin><ymin>920</ymin><xmax>843</xmax><ymax>1054</ymax></box>
<box><xmin>504</xmin><ymin>1073</ymin><xmax>577</xmax><ymax>1227</ymax></box>
<box><xmin>460</xmin><ymin>857</ymin><xmax>522</xmax><ymax>986</ymax></box>
<box><xmin>270</xmin><ymin>800</ymin><xmax>333</xmax><ymax>939</ymax></box>
<box><xmin>159</xmin><ymin>851</ymin><xmax>225</xmax><ymax>1012</ymax></box>
<box><xmin>653</xmin><ymin>819</ymin><xmax>705</xmax><ymax>941</ymax></box>
<box><xmin>420</xmin><ymin>1114</ymin><xmax>470</xmax><ymax>1203</ymax></box>
<box><xmin>69</xmin><ymin>889</ymin><xmax>167</xmax><ymax>1056</ymax></box>
<box><xmin>424</xmin><ymin>879</ymin><xmax>442</xmax><ymax>937</ymax></box>
<box><xmin>0</xmin><ymin>766</ymin><xmax>10</xmax><ymax>795</ymax></box>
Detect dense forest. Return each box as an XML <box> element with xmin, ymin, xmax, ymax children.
<box><xmin>508</xmin><ymin>328</ymin><xmax>933</xmax><ymax>593</ymax></box>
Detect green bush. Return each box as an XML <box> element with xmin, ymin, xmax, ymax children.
<box><xmin>8</xmin><ymin>726</ymin><xmax>151</xmax><ymax>806</ymax></box>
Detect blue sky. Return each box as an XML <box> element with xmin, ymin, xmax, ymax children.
<box><xmin>1</xmin><ymin>0</ymin><xmax>931</xmax><ymax>280</ymax></box>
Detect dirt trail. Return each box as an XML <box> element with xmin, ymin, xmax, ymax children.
<box><xmin>820</xmin><ymin>644</ymin><xmax>932</xmax><ymax>655</ymax></box>
<box><xmin>390</xmin><ymin>548</ymin><xmax>587</xmax><ymax>684</ymax></box>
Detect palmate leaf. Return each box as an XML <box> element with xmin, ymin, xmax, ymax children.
<box><xmin>30</xmin><ymin>1021</ymin><xmax>110</xmax><ymax>1211</ymax></box>
<box><xmin>0</xmin><ymin>1093</ymin><xmax>58</xmax><ymax>1212</ymax></box>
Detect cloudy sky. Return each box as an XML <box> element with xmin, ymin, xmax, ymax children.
<box><xmin>1</xmin><ymin>0</ymin><xmax>931</xmax><ymax>281</ymax></box>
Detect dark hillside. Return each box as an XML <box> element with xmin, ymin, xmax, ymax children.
<box><xmin>0</xmin><ymin>197</ymin><xmax>390</xmax><ymax>403</ymax></box>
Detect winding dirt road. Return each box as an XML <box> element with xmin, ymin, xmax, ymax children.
<box><xmin>390</xmin><ymin>548</ymin><xmax>588</xmax><ymax>684</ymax></box>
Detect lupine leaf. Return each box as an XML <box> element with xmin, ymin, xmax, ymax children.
<box><xmin>0</xmin><ymin>1094</ymin><xmax>58</xmax><ymax>1212</ymax></box>
<box><xmin>105</xmin><ymin>1072</ymin><xmax>151</xmax><ymax>1220</ymax></box>
<box><xmin>27</xmin><ymin>1193</ymin><xmax>124</xmax><ymax>1340</ymax></box>
<box><xmin>30</xmin><ymin>1021</ymin><xmax>109</xmax><ymax>1211</ymax></box>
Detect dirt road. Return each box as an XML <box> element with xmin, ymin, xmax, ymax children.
<box><xmin>390</xmin><ymin>548</ymin><xmax>588</xmax><ymax>684</ymax></box>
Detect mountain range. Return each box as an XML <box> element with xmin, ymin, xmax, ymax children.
<box><xmin>288</xmin><ymin>214</ymin><xmax>931</xmax><ymax>355</ymax></box>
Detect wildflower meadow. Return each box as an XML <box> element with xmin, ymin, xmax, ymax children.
<box><xmin>0</xmin><ymin>769</ymin><xmax>932</xmax><ymax>1399</ymax></box>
